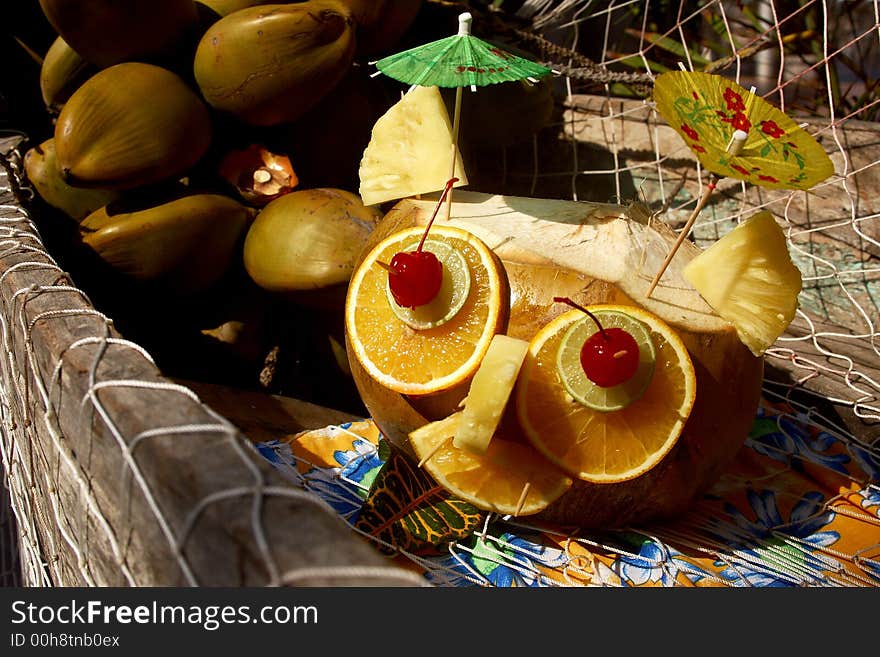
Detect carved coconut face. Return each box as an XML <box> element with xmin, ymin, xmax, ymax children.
<box><xmin>347</xmin><ymin>193</ymin><xmax>764</xmax><ymax>529</ymax></box>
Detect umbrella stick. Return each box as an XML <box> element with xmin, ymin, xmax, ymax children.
<box><xmin>646</xmin><ymin>128</ymin><xmax>745</xmax><ymax>298</ymax></box>
<box><xmin>645</xmin><ymin>174</ymin><xmax>719</xmax><ymax>298</ymax></box>
<box><xmin>445</xmin><ymin>85</ymin><xmax>464</xmax><ymax>222</ymax></box>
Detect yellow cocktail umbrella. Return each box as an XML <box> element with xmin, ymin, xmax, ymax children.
<box><xmin>647</xmin><ymin>69</ymin><xmax>834</xmax><ymax>296</ymax></box>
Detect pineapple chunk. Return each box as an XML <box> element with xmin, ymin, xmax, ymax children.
<box><xmin>359</xmin><ymin>85</ymin><xmax>468</xmax><ymax>207</ymax></box>
<box><xmin>683</xmin><ymin>211</ymin><xmax>802</xmax><ymax>356</ymax></box>
<box><xmin>453</xmin><ymin>334</ymin><xmax>529</xmax><ymax>456</ymax></box>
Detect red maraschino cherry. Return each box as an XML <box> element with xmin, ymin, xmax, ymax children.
<box><xmin>554</xmin><ymin>297</ymin><xmax>640</xmax><ymax>388</ymax></box>
<box><xmin>387</xmin><ymin>177</ymin><xmax>459</xmax><ymax>309</ymax></box>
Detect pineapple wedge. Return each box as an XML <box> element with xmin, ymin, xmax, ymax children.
<box><xmin>358</xmin><ymin>85</ymin><xmax>468</xmax><ymax>207</ymax></box>
<box><xmin>453</xmin><ymin>334</ymin><xmax>529</xmax><ymax>456</ymax></box>
<box><xmin>683</xmin><ymin>211</ymin><xmax>802</xmax><ymax>356</ymax></box>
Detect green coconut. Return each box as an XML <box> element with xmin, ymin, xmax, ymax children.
<box><xmin>242</xmin><ymin>188</ymin><xmax>381</xmax><ymax>292</ymax></box>
<box><xmin>80</xmin><ymin>193</ymin><xmax>253</xmax><ymax>295</ymax></box>
<box><xmin>39</xmin><ymin>36</ymin><xmax>94</xmax><ymax>113</ymax></box>
<box><xmin>193</xmin><ymin>1</ymin><xmax>356</xmax><ymax>126</ymax></box>
<box><xmin>55</xmin><ymin>62</ymin><xmax>212</xmax><ymax>190</ymax></box>
<box><xmin>38</xmin><ymin>0</ymin><xmax>199</xmax><ymax>68</ymax></box>
<box><xmin>24</xmin><ymin>138</ymin><xmax>119</xmax><ymax>222</ymax></box>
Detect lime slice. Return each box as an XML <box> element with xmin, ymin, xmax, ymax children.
<box><xmin>386</xmin><ymin>238</ymin><xmax>471</xmax><ymax>330</ymax></box>
<box><xmin>556</xmin><ymin>309</ymin><xmax>656</xmax><ymax>412</ymax></box>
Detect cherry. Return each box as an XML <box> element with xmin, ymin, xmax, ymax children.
<box><xmin>386</xmin><ymin>177</ymin><xmax>459</xmax><ymax>309</ymax></box>
<box><xmin>580</xmin><ymin>327</ymin><xmax>640</xmax><ymax>387</ymax></box>
<box><xmin>388</xmin><ymin>250</ymin><xmax>443</xmax><ymax>308</ymax></box>
<box><xmin>554</xmin><ymin>297</ymin><xmax>640</xmax><ymax>388</ymax></box>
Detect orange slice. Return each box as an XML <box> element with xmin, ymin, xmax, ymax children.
<box><xmin>515</xmin><ymin>304</ymin><xmax>697</xmax><ymax>483</ymax></box>
<box><xmin>453</xmin><ymin>334</ymin><xmax>529</xmax><ymax>456</ymax></box>
<box><xmin>409</xmin><ymin>412</ymin><xmax>572</xmax><ymax>516</ymax></box>
<box><xmin>345</xmin><ymin>225</ymin><xmax>507</xmax><ymax>396</ymax></box>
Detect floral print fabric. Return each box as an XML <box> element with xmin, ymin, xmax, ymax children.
<box><xmin>256</xmin><ymin>399</ymin><xmax>879</xmax><ymax>587</ymax></box>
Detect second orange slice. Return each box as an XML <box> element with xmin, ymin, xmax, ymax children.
<box><xmin>515</xmin><ymin>304</ymin><xmax>697</xmax><ymax>483</ymax></box>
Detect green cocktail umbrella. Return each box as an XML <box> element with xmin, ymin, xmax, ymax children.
<box><xmin>374</xmin><ymin>12</ymin><xmax>552</xmax><ymax>89</ymax></box>
<box><xmin>373</xmin><ymin>12</ymin><xmax>553</xmax><ymax>209</ymax></box>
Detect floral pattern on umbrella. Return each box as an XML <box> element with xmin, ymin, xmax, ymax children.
<box><xmin>654</xmin><ymin>70</ymin><xmax>834</xmax><ymax>191</ymax></box>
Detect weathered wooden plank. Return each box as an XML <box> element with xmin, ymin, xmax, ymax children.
<box><xmin>0</xmin><ymin>138</ymin><xmax>421</xmax><ymax>587</ymax></box>
<box><xmin>769</xmin><ymin>312</ymin><xmax>880</xmax><ymax>441</ymax></box>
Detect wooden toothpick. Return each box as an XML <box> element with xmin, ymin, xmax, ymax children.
<box><xmin>646</xmin><ymin>77</ymin><xmax>753</xmax><ymax>298</ymax></box>
<box><xmin>513</xmin><ymin>482</ymin><xmax>532</xmax><ymax>517</ymax></box>
<box><xmin>645</xmin><ymin>177</ymin><xmax>717</xmax><ymax>298</ymax></box>
<box><xmin>647</xmin><ymin>125</ymin><xmax>748</xmax><ymax>297</ymax></box>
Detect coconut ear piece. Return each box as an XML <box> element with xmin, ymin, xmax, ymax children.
<box><xmin>684</xmin><ymin>211</ymin><xmax>802</xmax><ymax>357</ymax></box>
<box><xmin>359</xmin><ymin>85</ymin><xmax>468</xmax><ymax>207</ymax></box>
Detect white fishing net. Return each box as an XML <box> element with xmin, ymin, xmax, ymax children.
<box><xmin>497</xmin><ymin>0</ymin><xmax>878</xmax><ymax>425</ymax></box>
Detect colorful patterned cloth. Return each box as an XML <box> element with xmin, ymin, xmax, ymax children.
<box><xmin>255</xmin><ymin>398</ymin><xmax>880</xmax><ymax>587</ymax></box>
